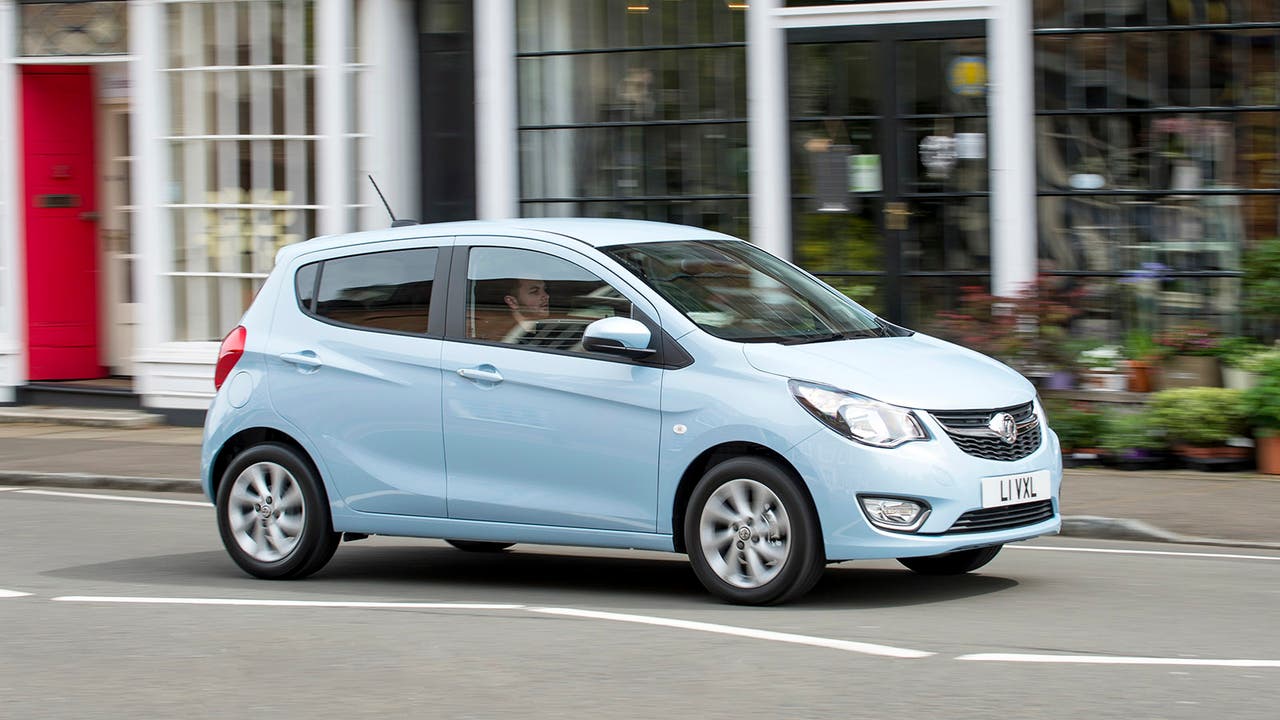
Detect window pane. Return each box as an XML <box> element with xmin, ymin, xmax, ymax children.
<box><xmin>466</xmin><ymin>247</ymin><xmax>633</xmax><ymax>352</ymax></box>
<box><xmin>314</xmin><ymin>249</ymin><xmax>438</xmax><ymax>334</ymax></box>
<box><xmin>295</xmin><ymin>262</ymin><xmax>318</xmax><ymax>311</ymax></box>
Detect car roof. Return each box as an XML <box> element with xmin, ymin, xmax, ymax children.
<box><xmin>277</xmin><ymin>218</ymin><xmax>743</xmax><ymax>266</ymax></box>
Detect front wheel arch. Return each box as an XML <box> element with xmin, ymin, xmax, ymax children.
<box><xmin>672</xmin><ymin>442</ymin><xmax>821</xmax><ymax>557</ymax></box>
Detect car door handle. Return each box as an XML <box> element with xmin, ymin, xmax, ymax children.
<box><xmin>457</xmin><ymin>366</ymin><xmax>503</xmax><ymax>384</ymax></box>
<box><xmin>279</xmin><ymin>351</ymin><xmax>323</xmax><ymax>369</ymax></box>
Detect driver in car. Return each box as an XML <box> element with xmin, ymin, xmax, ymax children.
<box><xmin>474</xmin><ymin>277</ymin><xmax>551</xmax><ymax>343</ymax></box>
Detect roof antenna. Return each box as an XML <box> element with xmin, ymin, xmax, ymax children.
<box><xmin>368</xmin><ymin>175</ymin><xmax>418</xmax><ymax>228</ymax></box>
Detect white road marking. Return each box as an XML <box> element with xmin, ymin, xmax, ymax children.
<box><xmin>53</xmin><ymin>596</ymin><xmax>523</xmax><ymax>611</ymax></box>
<box><xmin>1</xmin><ymin>589</ymin><xmax>32</xmax><ymax>598</ymax></box>
<box><xmin>1012</xmin><ymin>545</ymin><xmax>1280</xmax><ymax>562</ymax></box>
<box><xmin>958</xmin><ymin>653</ymin><xmax>1280</xmax><ymax>668</ymax></box>
<box><xmin>50</xmin><ymin>595</ymin><xmax>932</xmax><ymax>659</ymax></box>
<box><xmin>0</xmin><ymin>487</ymin><xmax>22</xmax><ymax>492</ymax></box>
<box><xmin>15</xmin><ymin>490</ymin><xmax>209</xmax><ymax>507</ymax></box>
<box><xmin>529</xmin><ymin>606</ymin><xmax>933</xmax><ymax>659</ymax></box>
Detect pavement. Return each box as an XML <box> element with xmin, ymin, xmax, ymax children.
<box><xmin>0</xmin><ymin>417</ymin><xmax>1276</xmax><ymax>550</ymax></box>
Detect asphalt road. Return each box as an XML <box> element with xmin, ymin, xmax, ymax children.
<box><xmin>3</xmin><ymin>486</ymin><xmax>1278</xmax><ymax>719</ymax></box>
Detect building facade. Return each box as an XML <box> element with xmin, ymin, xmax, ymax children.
<box><xmin>1</xmin><ymin>0</ymin><xmax>1276</xmax><ymax>420</ymax></box>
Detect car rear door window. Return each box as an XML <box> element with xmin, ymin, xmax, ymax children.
<box><xmin>310</xmin><ymin>248</ymin><xmax>438</xmax><ymax>334</ymax></box>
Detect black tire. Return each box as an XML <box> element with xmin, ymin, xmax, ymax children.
<box><xmin>684</xmin><ymin>457</ymin><xmax>825</xmax><ymax>605</ymax></box>
<box><xmin>445</xmin><ymin>539</ymin><xmax>515</xmax><ymax>552</ymax></box>
<box><xmin>897</xmin><ymin>545</ymin><xmax>1002</xmax><ymax>575</ymax></box>
<box><xmin>216</xmin><ymin>442</ymin><xmax>340</xmax><ymax>580</ymax></box>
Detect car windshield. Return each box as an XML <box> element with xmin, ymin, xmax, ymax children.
<box><xmin>605</xmin><ymin>240</ymin><xmax>902</xmax><ymax>343</ymax></box>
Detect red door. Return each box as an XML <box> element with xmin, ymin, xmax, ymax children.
<box><xmin>21</xmin><ymin>66</ymin><xmax>104</xmax><ymax>380</ymax></box>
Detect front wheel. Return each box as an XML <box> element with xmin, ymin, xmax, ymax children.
<box><xmin>216</xmin><ymin>443</ymin><xmax>339</xmax><ymax>579</ymax></box>
<box><xmin>684</xmin><ymin>457</ymin><xmax>825</xmax><ymax>605</ymax></box>
<box><xmin>897</xmin><ymin>545</ymin><xmax>1002</xmax><ymax>575</ymax></box>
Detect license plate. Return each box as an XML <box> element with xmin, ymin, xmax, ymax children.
<box><xmin>981</xmin><ymin>470</ymin><xmax>1050</xmax><ymax>509</ymax></box>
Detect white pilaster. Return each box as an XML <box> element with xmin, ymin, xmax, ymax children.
<box><xmin>0</xmin><ymin>0</ymin><xmax>20</xmax><ymax>396</ymax></box>
<box><xmin>748</xmin><ymin>0</ymin><xmax>790</xmax><ymax>258</ymax></box>
<box><xmin>989</xmin><ymin>0</ymin><xmax>1037</xmax><ymax>296</ymax></box>
<box><xmin>131</xmin><ymin>0</ymin><xmax>169</xmax><ymax>352</ymax></box>
<box><xmin>475</xmin><ymin>0</ymin><xmax>517</xmax><ymax>219</ymax></box>
<box><xmin>317</xmin><ymin>0</ymin><xmax>353</xmax><ymax>235</ymax></box>
<box><xmin>359</xmin><ymin>0</ymin><xmax>420</xmax><ymax>227</ymax></box>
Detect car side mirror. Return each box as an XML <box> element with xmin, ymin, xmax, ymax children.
<box><xmin>582</xmin><ymin>317</ymin><xmax>655</xmax><ymax>359</ymax></box>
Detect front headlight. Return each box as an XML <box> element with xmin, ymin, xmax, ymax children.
<box><xmin>789</xmin><ymin>380</ymin><xmax>927</xmax><ymax>448</ymax></box>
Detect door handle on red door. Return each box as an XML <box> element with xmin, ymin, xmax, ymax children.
<box><xmin>457</xmin><ymin>366</ymin><xmax>503</xmax><ymax>384</ymax></box>
<box><xmin>279</xmin><ymin>351</ymin><xmax>322</xmax><ymax>370</ymax></box>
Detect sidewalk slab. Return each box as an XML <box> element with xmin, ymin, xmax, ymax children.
<box><xmin>0</xmin><ymin>406</ymin><xmax>163</xmax><ymax>428</ymax></box>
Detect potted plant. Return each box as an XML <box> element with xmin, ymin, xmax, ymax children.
<box><xmin>926</xmin><ymin>277</ymin><xmax>1081</xmax><ymax>387</ymax></box>
<box><xmin>1045</xmin><ymin>400</ymin><xmax>1107</xmax><ymax>465</ymax></box>
<box><xmin>1075</xmin><ymin>343</ymin><xmax>1128</xmax><ymax>392</ymax></box>
<box><xmin>1216</xmin><ymin>336</ymin><xmax>1268</xmax><ymax>390</ymax></box>
<box><xmin>1243</xmin><ymin>237</ymin><xmax>1280</xmax><ymax>335</ymax></box>
<box><xmin>1153</xmin><ymin>324</ymin><xmax>1223</xmax><ymax>389</ymax></box>
<box><xmin>1150</xmin><ymin>387</ymin><xmax>1251</xmax><ymax>469</ymax></box>
<box><xmin>1242</xmin><ymin>352</ymin><xmax>1280</xmax><ymax>475</ymax></box>
<box><xmin>1098</xmin><ymin>408</ymin><xmax>1168</xmax><ymax>470</ymax></box>
<box><xmin>1122</xmin><ymin>330</ymin><xmax>1164</xmax><ymax>393</ymax></box>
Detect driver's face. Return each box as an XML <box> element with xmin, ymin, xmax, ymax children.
<box><xmin>506</xmin><ymin>279</ymin><xmax>549</xmax><ymax>318</ymax></box>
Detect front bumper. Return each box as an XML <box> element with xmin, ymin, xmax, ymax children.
<box><xmin>785</xmin><ymin>402</ymin><xmax>1063</xmax><ymax>561</ymax></box>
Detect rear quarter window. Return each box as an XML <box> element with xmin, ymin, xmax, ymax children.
<box><xmin>302</xmin><ymin>247</ymin><xmax>439</xmax><ymax>334</ymax></box>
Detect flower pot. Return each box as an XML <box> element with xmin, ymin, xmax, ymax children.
<box><xmin>1081</xmin><ymin>368</ymin><xmax>1127</xmax><ymax>392</ymax></box>
<box><xmin>1222</xmin><ymin>367</ymin><xmax>1259</xmax><ymax>391</ymax></box>
<box><xmin>1045</xmin><ymin>370</ymin><xmax>1076</xmax><ymax>391</ymax></box>
<box><xmin>1158</xmin><ymin>355</ymin><xmax>1222</xmax><ymax>389</ymax></box>
<box><xmin>1258</xmin><ymin>433</ymin><xmax>1280</xmax><ymax>475</ymax></box>
<box><xmin>1173</xmin><ymin>443</ymin><xmax>1253</xmax><ymax>471</ymax></box>
<box><xmin>1124</xmin><ymin>360</ymin><xmax>1155</xmax><ymax>393</ymax></box>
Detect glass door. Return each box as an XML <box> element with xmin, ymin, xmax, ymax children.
<box><xmin>788</xmin><ymin>22</ymin><xmax>990</xmax><ymax>326</ymax></box>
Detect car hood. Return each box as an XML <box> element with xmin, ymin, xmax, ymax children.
<box><xmin>742</xmin><ymin>333</ymin><xmax>1035</xmax><ymax>411</ymax></box>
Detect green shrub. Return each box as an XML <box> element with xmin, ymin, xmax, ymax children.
<box><xmin>1214</xmin><ymin>336</ymin><xmax>1268</xmax><ymax>369</ymax></box>
<box><xmin>1045</xmin><ymin>401</ymin><xmax>1106</xmax><ymax>450</ymax></box>
<box><xmin>1099</xmin><ymin>409</ymin><xmax>1167</xmax><ymax>452</ymax></box>
<box><xmin>1243</xmin><ymin>237</ymin><xmax>1280</xmax><ymax>320</ymax></box>
<box><xmin>1149</xmin><ymin>387</ymin><xmax>1249</xmax><ymax>445</ymax></box>
<box><xmin>1243</xmin><ymin>353</ymin><xmax>1280</xmax><ymax>432</ymax></box>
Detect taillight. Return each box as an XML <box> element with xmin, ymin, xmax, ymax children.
<box><xmin>214</xmin><ymin>326</ymin><xmax>247</xmax><ymax>390</ymax></box>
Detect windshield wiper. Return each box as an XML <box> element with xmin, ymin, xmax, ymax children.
<box><xmin>779</xmin><ymin>327</ymin><xmax>890</xmax><ymax>345</ymax></box>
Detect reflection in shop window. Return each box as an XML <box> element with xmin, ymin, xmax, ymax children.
<box><xmin>161</xmin><ymin>0</ymin><xmax>358</xmax><ymax>342</ymax></box>
<box><xmin>516</xmin><ymin>0</ymin><xmax>748</xmax><ymax>237</ymax></box>
<box><xmin>1033</xmin><ymin>4</ymin><xmax>1280</xmax><ymax>337</ymax></box>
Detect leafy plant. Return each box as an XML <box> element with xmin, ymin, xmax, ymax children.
<box><xmin>1240</xmin><ymin>348</ymin><xmax>1280</xmax><ymax>374</ymax></box>
<box><xmin>1077</xmin><ymin>344</ymin><xmax>1126</xmax><ymax>371</ymax></box>
<box><xmin>1243</xmin><ymin>237</ymin><xmax>1280</xmax><ymax>320</ymax></box>
<box><xmin>1124</xmin><ymin>330</ymin><xmax>1165</xmax><ymax>362</ymax></box>
<box><xmin>1149</xmin><ymin>387</ymin><xmax>1249</xmax><ymax>446</ymax></box>
<box><xmin>1213</xmin><ymin>336</ymin><xmax>1267</xmax><ymax>369</ymax></box>
<box><xmin>1153</xmin><ymin>324</ymin><xmax>1223</xmax><ymax>357</ymax></box>
<box><xmin>1099</xmin><ymin>409</ymin><xmax>1166</xmax><ymax>452</ymax></box>
<box><xmin>925</xmin><ymin>277</ymin><xmax>1082</xmax><ymax>372</ymax></box>
<box><xmin>1243</xmin><ymin>352</ymin><xmax>1280</xmax><ymax>432</ymax></box>
<box><xmin>1045</xmin><ymin>401</ymin><xmax>1106</xmax><ymax>450</ymax></box>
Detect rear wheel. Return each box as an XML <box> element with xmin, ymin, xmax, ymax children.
<box><xmin>445</xmin><ymin>539</ymin><xmax>515</xmax><ymax>552</ymax></box>
<box><xmin>216</xmin><ymin>443</ymin><xmax>339</xmax><ymax>579</ymax></box>
<box><xmin>897</xmin><ymin>545</ymin><xmax>1002</xmax><ymax>575</ymax></box>
<box><xmin>684</xmin><ymin>457</ymin><xmax>825</xmax><ymax>605</ymax></box>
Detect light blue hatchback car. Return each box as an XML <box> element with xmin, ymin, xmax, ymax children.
<box><xmin>203</xmin><ymin>218</ymin><xmax>1062</xmax><ymax>604</ymax></box>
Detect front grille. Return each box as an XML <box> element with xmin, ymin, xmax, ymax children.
<box><xmin>942</xmin><ymin>499</ymin><xmax>1055</xmax><ymax>534</ymax></box>
<box><xmin>929</xmin><ymin>402</ymin><xmax>1042</xmax><ymax>461</ymax></box>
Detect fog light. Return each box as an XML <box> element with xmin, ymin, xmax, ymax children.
<box><xmin>859</xmin><ymin>496</ymin><xmax>930</xmax><ymax>532</ymax></box>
